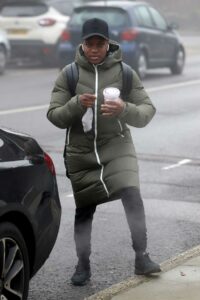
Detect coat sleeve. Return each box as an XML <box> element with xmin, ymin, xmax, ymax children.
<box><xmin>47</xmin><ymin>68</ymin><xmax>86</xmax><ymax>129</ymax></box>
<box><xmin>118</xmin><ymin>70</ymin><xmax>156</xmax><ymax>128</ymax></box>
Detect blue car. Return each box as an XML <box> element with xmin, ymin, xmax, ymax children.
<box><xmin>57</xmin><ymin>1</ymin><xmax>185</xmax><ymax>78</ymax></box>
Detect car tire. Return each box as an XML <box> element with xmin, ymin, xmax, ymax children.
<box><xmin>0</xmin><ymin>45</ymin><xmax>7</xmax><ymax>75</ymax></box>
<box><xmin>170</xmin><ymin>48</ymin><xmax>185</xmax><ymax>75</ymax></box>
<box><xmin>136</xmin><ymin>51</ymin><xmax>147</xmax><ymax>79</ymax></box>
<box><xmin>0</xmin><ymin>222</ymin><xmax>30</xmax><ymax>300</ymax></box>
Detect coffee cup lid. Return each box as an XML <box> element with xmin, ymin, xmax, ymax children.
<box><xmin>103</xmin><ymin>87</ymin><xmax>120</xmax><ymax>99</ymax></box>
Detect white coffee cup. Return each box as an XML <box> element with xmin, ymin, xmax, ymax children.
<box><xmin>103</xmin><ymin>87</ymin><xmax>120</xmax><ymax>102</ymax></box>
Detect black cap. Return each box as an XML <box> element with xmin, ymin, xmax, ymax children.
<box><xmin>82</xmin><ymin>18</ymin><xmax>109</xmax><ymax>40</ymax></box>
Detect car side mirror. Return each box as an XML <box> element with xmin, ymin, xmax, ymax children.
<box><xmin>167</xmin><ymin>22</ymin><xmax>179</xmax><ymax>31</ymax></box>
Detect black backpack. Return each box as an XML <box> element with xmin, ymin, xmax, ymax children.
<box><xmin>65</xmin><ymin>61</ymin><xmax>133</xmax><ymax>98</ymax></box>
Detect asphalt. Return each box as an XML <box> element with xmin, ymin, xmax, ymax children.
<box><xmin>85</xmin><ymin>245</ymin><xmax>200</xmax><ymax>300</ymax></box>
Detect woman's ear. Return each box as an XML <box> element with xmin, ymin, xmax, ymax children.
<box><xmin>82</xmin><ymin>44</ymin><xmax>85</xmax><ymax>52</ymax></box>
<box><xmin>107</xmin><ymin>44</ymin><xmax>110</xmax><ymax>51</ymax></box>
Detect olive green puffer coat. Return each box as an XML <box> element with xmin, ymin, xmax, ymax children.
<box><xmin>47</xmin><ymin>42</ymin><xmax>156</xmax><ymax>208</ymax></box>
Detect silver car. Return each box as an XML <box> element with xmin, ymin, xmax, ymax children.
<box><xmin>0</xmin><ymin>29</ymin><xmax>10</xmax><ymax>74</ymax></box>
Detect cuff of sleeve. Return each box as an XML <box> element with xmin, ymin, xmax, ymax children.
<box><xmin>77</xmin><ymin>95</ymin><xmax>87</xmax><ymax>113</ymax></box>
<box><xmin>68</xmin><ymin>95</ymin><xmax>86</xmax><ymax>116</ymax></box>
<box><xmin>118</xmin><ymin>102</ymin><xmax>138</xmax><ymax>119</ymax></box>
<box><xmin>117</xmin><ymin>102</ymin><xmax>127</xmax><ymax>119</ymax></box>
<box><xmin>118</xmin><ymin>102</ymin><xmax>128</xmax><ymax>118</ymax></box>
<box><xmin>60</xmin><ymin>95</ymin><xmax>86</xmax><ymax>123</ymax></box>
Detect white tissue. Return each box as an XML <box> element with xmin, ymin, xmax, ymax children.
<box><xmin>82</xmin><ymin>107</ymin><xmax>93</xmax><ymax>132</ymax></box>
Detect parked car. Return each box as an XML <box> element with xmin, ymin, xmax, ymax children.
<box><xmin>43</xmin><ymin>0</ymin><xmax>72</xmax><ymax>16</ymax></box>
<box><xmin>0</xmin><ymin>127</ymin><xmax>61</xmax><ymax>299</ymax></box>
<box><xmin>57</xmin><ymin>1</ymin><xmax>185</xmax><ymax>78</ymax></box>
<box><xmin>0</xmin><ymin>29</ymin><xmax>10</xmax><ymax>74</ymax></box>
<box><xmin>0</xmin><ymin>0</ymin><xmax>69</xmax><ymax>66</ymax></box>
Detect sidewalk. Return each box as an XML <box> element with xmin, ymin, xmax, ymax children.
<box><xmin>86</xmin><ymin>245</ymin><xmax>200</xmax><ymax>300</ymax></box>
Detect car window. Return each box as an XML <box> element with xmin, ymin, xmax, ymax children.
<box><xmin>0</xmin><ymin>131</ymin><xmax>31</xmax><ymax>162</ymax></box>
<box><xmin>134</xmin><ymin>5</ymin><xmax>154</xmax><ymax>28</ymax></box>
<box><xmin>148</xmin><ymin>7</ymin><xmax>168</xmax><ymax>31</ymax></box>
<box><xmin>70</xmin><ymin>7</ymin><xmax>130</xmax><ymax>27</ymax></box>
<box><xmin>0</xmin><ymin>137</ymin><xmax>19</xmax><ymax>162</ymax></box>
<box><xmin>0</xmin><ymin>3</ymin><xmax>48</xmax><ymax>17</ymax></box>
<box><xmin>44</xmin><ymin>0</ymin><xmax>69</xmax><ymax>15</ymax></box>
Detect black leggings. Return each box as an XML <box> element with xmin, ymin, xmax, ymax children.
<box><xmin>74</xmin><ymin>187</ymin><xmax>147</xmax><ymax>260</ymax></box>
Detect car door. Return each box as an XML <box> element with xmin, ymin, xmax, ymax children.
<box><xmin>0</xmin><ymin>132</ymin><xmax>30</xmax><ymax>204</ymax></box>
<box><xmin>148</xmin><ymin>6</ymin><xmax>177</xmax><ymax>65</ymax></box>
<box><xmin>133</xmin><ymin>5</ymin><xmax>165</xmax><ymax>66</ymax></box>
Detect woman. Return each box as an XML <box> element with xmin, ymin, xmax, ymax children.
<box><xmin>47</xmin><ymin>18</ymin><xmax>161</xmax><ymax>286</ymax></box>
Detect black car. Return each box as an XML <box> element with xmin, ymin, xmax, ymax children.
<box><xmin>57</xmin><ymin>0</ymin><xmax>185</xmax><ymax>78</ymax></box>
<box><xmin>0</xmin><ymin>127</ymin><xmax>61</xmax><ymax>299</ymax></box>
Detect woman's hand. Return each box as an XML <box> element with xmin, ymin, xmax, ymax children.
<box><xmin>79</xmin><ymin>93</ymin><xmax>96</xmax><ymax>108</ymax></box>
<box><xmin>101</xmin><ymin>98</ymin><xmax>125</xmax><ymax>116</ymax></box>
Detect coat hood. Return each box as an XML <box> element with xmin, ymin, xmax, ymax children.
<box><xmin>75</xmin><ymin>40</ymin><xmax>122</xmax><ymax>70</ymax></box>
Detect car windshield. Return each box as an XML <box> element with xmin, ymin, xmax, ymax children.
<box><xmin>0</xmin><ymin>4</ymin><xmax>48</xmax><ymax>17</ymax></box>
<box><xmin>44</xmin><ymin>0</ymin><xmax>69</xmax><ymax>15</ymax></box>
<box><xmin>70</xmin><ymin>7</ymin><xmax>130</xmax><ymax>27</ymax></box>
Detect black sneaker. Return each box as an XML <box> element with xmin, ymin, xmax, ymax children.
<box><xmin>71</xmin><ymin>260</ymin><xmax>91</xmax><ymax>286</ymax></box>
<box><xmin>135</xmin><ymin>252</ymin><xmax>161</xmax><ymax>275</ymax></box>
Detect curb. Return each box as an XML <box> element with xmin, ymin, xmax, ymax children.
<box><xmin>85</xmin><ymin>245</ymin><xmax>200</xmax><ymax>300</ymax></box>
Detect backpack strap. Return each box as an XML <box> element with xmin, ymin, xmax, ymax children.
<box><xmin>65</xmin><ymin>62</ymin><xmax>79</xmax><ymax>97</ymax></box>
<box><xmin>64</xmin><ymin>62</ymin><xmax>79</xmax><ymax>178</ymax></box>
<box><xmin>121</xmin><ymin>62</ymin><xmax>133</xmax><ymax>99</ymax></box>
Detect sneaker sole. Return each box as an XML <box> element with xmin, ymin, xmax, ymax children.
<box><xmin>135</xmin><ymin>267</ymin><xmax>161</xmax><ymax>275</ymax></box>
<box><xmin>71</xmin><ymin>276</ymin><xmax>91</xmax><ymax>286</ymax></box>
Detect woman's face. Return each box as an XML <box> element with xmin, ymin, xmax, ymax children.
<box><xmin>82</xmin><ymin>36</ymin><xmax>109</xmax><ymax>65</ymax></box>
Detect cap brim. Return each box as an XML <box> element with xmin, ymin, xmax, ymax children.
<box><xmin>82</xmin><ymin>33</ymin><xmax>109</xmax><ymax>40</ymax></box>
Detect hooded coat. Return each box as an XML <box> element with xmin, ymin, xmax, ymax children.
<box><xmin>47</xmin><ymin>42</ymin><xmax>156</xmax><ymax>208</ymax></box>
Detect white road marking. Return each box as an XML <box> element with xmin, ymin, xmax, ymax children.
<box><xmin>1</xmin><ymin>79</ymin><xmax>200</xmax><ymax>116</ymax></box>
<box><xmin>162</xmin><ymin>159</ymin><xmax>192</xmax><ymax>170</ymax></box>
<box><xmin>146</xmin><ymin>79</ymin><xmax>200</xmax><ymax>93</ymax></box>
<box><xmin>0</xmin><ymin>104</ymin><xmax>48</xmax><ymax>115</ymax></box>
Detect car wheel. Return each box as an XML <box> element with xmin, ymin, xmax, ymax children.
<box><xmin>0</xmin><ymin>46</ymin><xmax>7</xmax><ymax>75</ymax></box>
<box><xmin>170</xmin><ymin>48</ymin><xmax>185</xmax><ymax>75</ymax></box>
<box><xmin>0</xmin><ymin>222</ymin><xmax>30</xmax><ymax>300</ymax></box>
<box><xmin>136</xmin><ymin>52</ymin><xmax>147</xmax><ymax>79</ymax></box>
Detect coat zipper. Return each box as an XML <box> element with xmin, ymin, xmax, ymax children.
<box><xmin>93</xmin><ymin>65</ymin><xmax>109</xmax><ymax>197</ymax></box>
<box><xmin>117</xmin><ymin>120</ymin><xmax>125</xmax><ymax>137</ymax></box>
<box><xmin>66</xmin><ymin>126</ymin><xmax>71</xmax><ymax>145</ymax></box>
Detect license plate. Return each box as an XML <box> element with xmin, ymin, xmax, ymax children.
<box><xmin>7</xmin><ymin>28</ymin><xmax>28</xmax><ymax>34</ymax></box>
